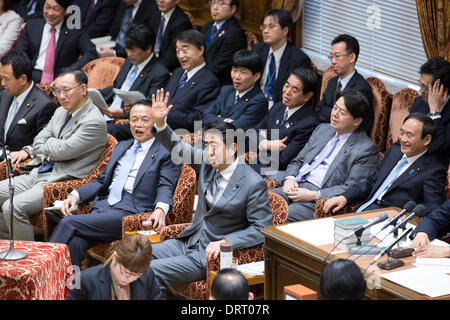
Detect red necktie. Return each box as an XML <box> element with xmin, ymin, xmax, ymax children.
<box><xmin>41</xmin><ymin>27</ymin><xmax>56</xmax><ymax>84</ymax></box>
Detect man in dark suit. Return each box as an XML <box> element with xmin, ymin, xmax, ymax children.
<box><xmin>410</xmin><ymin>200</ymin><xmax>450</xmax><ymax>258</ymax></box>
<box><xmin>97</xmin><ymin>0</ymin><xmax>157</xmax><ymax>58</ymax></box>
<box><xmin>164</xmin><ymin>29</ymin><xmax>220</xmax><ymax>132</ymax></box>
<box><xmin>99</xmin><ymin>24</ymin><xmax>170</xmax><ymax>141</ymax></box>
<box><xmin>201</xmin><ymin>0</ymin><xmax>246</xmax><ymax>85</ymax></box>
<box><xmin>16</xmin><ymin>0</ymin><xmax>44</xmax><ymax>22</ymax></box>
<box><xmin>147</xmin><ymin>89</ymin><xmax>273</xmax><ymax>289</ymax></box>
<box><xmin>269</xmin><ymin>90</ymin><xmax>379</xmax><ymax>222</ymax></box>
<box><xmin>149</xmin><ymin>0</ymin><xmax>193</xmax><ymax>72</ymax></box>
<box><xmin>17</xmin><ymin>0</ymin><xmax>98</xmax><ymax>84</ymax></box>
<box><xmin>410</xmin><ymin>57</ymin><xmax>450</xmax><ymax>166</ymax></box>
<box><xmin>252</xmin><ymin>9</ymin><xmax>312</xmax><ymax>108</ymax></box>
<box><xmin>0</xmin><ymin>51</ymin><xmax>56</xmax><ymax>157</ymax></box>
<box><xmin>49</xmin><ymin>101</ymin><xmax>180</xmax><ymax>267</ymax></box>
<box><xmin>202</xmin><ymin>49</ymin><xmax>267</xmax><ymax>131</ymax></box>
<box><xmin>315</xmin><ymin>34</ymin><xmax>373</xmax><ymax>133</ymax></box>
<box><xmin>324</xmin><ymin>113</ymin><xmax>447</xmax><ymax>215</ymax></box>
<box><xmin>252</xmin><ymin>67</ymin><xmax>319</xmax><ymax>174</ymax></box>
<box><xmin>73</xmin><ymin>0</ymin><xmax>120</xmax><ymax>39</ymax></box>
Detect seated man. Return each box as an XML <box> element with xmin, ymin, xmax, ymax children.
<box><xmin>252</xmin><ymin>9</ymin><xmax>312</xmax><ymax>107</ymax></box>
<box><xmin>252</xmin><ymin>67</ymin><xmax>319</xmax><ymax>174</ymax></box>
<box><xmin>0</xmin><ymin>50</ymin><xmax>56</xmax><ymax>157</ymax></box>
<box><xmin>0</xmin><ymin>69</ymin><xmax>107</xmax><ymax>241</ymax></box>
<box><xmin>17</xmin><ymin>0</ymin><xmax>98</xmax><ymax>84</ymax></box>
<box><xmin>410</xmin><ymin>199</ymin><xmax>450</xmax><ymax>258</ymax></box>
<box><xmin>74</xmin><ymin>0</ymin><xmax>120</xmax><ymax>39</ymax></box>
<box><xmin>210</xmin><ymin>268</ymin><xmax>254</xmax><ymax>300</ymax></box>
<box><xmin>16</xmin><ymin>0</ymin><xmax>44</xmax><ymax>23</ymax></box>
<box><xmin>99</xmin><ymin>24</ymin><xmax>170</xmax><ymax>141</ymax></box>
<box><xmin>202</xmin><ymin>49</ymin><xmax>267</xmax><ymax>131</ymax></box>
<box><xmin>315</xmin><ymin>34</ymin><xmax>373</xmax><ymax>134</ymax></box>
<box><xmin>147</xmin><ymin>89</ymin><xmax>273</xmax><ymax>289</ymax></box>
<box><xmin>50</xmin><ymin>100</ymin><xmax>180</xmax><ymax>267</ymax></box>
<box><xmin>202</xmin><ymin>0</ymin><xmax>247</xmax><ymax>85</ymax></box>
<box><xmin>269</xmin><ymin>89</ymin><xmax>379</xmax><ymax>222</ymax></box>
<box><xmin>411</xmin><ymin>57</ymin><xmax>450</xmax><ymax>166</ymax></box>
<box><xmin>323</xmin><ymin>113</ymin><xmax>447</xmax><ymax>215</ymax></box>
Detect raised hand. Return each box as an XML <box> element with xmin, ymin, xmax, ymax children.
<box><xmin>428</xmin><ymin>79</ymin><xmax>448</xmax><ymax>113</ymax></box>
<box><xmin>151</xmin><ymin>89</ymin><xmax>173</xmax><ymax>127</ymax></box>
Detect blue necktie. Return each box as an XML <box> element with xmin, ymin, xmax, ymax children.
<box><xmin>174</xmin><ymin>72</ymin><xmax>188</xmax><ymax>96</ymax></box>
<box><xmin>265</xmin><ymin>53</ymin><xmax>276</xmax><ymax>89</ymax></box>
<box><xmin>154</xmin><ymin>15</ymin><xmax>165</xmax><ymax>57</ymax></box>
<box><xmin>206</xmin><ymin>25</ymin><xmax>218</xmax><ymax>48</ymax></box>
<box><xmin>107</xmin><ymin>142</ymin><xmax>141</xmax><ymax>205</ymax></box>
<box><xmin>38</xmin><ymin>114</ymin><xmax>72</xmax><ymax>173</ymax></box>
<box><xmin>116</xmin><ymin>5</ymin><xmax>133</xmax><ymax>48</ymax></box>
<box><xmin>282</xmin><ymin>108</ymin><xmax>289</xmax><ymax>123</ymax></box>
<box><xmin>357</xmin><ymin>157</ymin><xmax>409</xmax><ymax>212</ymax></box>
<box><xmin>110</xmin><ymin>65</ymin><xmax>138</xmax><ymax>109</ymax></box>
<box><xmin>4</xmin><ymin>99</ymin><xmax>20</xmax><ymax>141</ymax></box>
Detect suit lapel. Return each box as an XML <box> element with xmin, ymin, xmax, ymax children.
<box><xmin>129</xmin><ymin>56</ymin><xmax>157</xmax><ymax>92</ymax></box>
<box><xmin>275</xmin><ymin>43</ymin><xmax>291</xmax><ymax>91</ymax></box>
<box><xmin>132</xmin><ymin>140</ymin><xmax>159</xmax><ymax>190</ymax></box>
<box><xmin>55</xmin><ymin>24</ymin><xmax>68</xmax><ymax>62</ymax></box>
<box><xmin>6</xmin><ymin>87</ymin><xmax>37</xmax><ymax>138</ymax></box>
<box><xmin>305</xmin><ymin>127</ymin><xmax>336</xmax><ymax>164</ymax></box>
<box><xmin>104</xmin><ymin>140</ymin><xmax>134</xmax><ymax>186</ymax></box>
<box><xmin>228</xmin><ymin>86</ymin><xmax>258</xmax><ymax>118</ymax></box>
<box><xmin>99</xmin><ymin>266</ymin><xmax>111</xmax><ymax>300</ymax></box>
<box><xmin>116</xmin><ymin>59</ymin><xmax>132</xmax><ymax>88</ymax></box>
<box><xmin>388</xmin><ymin>152</ymin><xmax>428</xmax><ymax>191</ymax></box>
<box><xmin>370</xmin><ymin>147</ymin><xmax>403</xmax><ymax>194</ymax></box>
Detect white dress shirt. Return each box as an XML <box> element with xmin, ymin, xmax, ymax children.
<box><xmin>260</xmin><ymin>41</ymin><xmax>287</xmax><ymax>89</ymax></box>
<box><xmin>35</xmin><ymin>21</ymin><xmax>63</xmax><ymax>71</ymax></box>
<box><xmin>205</xmin><ymin>157</ymin><xmax>239</xmax><ymax>206</ymax></box>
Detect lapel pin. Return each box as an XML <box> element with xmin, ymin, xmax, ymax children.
<box><xmin>151</xmin><ymin>154</ymin><xmax>155</xmax><ymax>158</ymax></box>
<box><xmin>232</xmin><ymin>184</ymin><xmax>239</xmax><ymax>192</ymax></box>
<box><xmin>74</xmin><ymin>120</ymin><xmax>78</xmax><ymax>124</ymax></box>
<box><xmin>276</xmin><ymin>120</ymin><xmax>279</xmax><ymax>124</ymax></box>
<box><xmin>65</xmin><ymin>31</ymin><xmax>68</xmax><ymax>35</ymax></box>
<box><xmin>409</xmin><ymin>169</ymin><xmax>414</xmax><ymax>174</ymax></box>
<box><xmin>245</xmin><ymin>98</ymin><xmax>249</xmax><ymax>102</ymax></box>
<box><xmin>344</xmin><ymin>149</ymin><xmax>347</xmax><ymax>153</ymax></box>
<box><xmin>26</xmin><ymin>104</ymin><xmax>30</xmax><ymax>108</ymax></box>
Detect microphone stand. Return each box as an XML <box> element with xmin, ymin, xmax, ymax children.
<box><xmin>0</xmin><ymin>146</ymin><xmax>28</xmax><ymax>261</ymax></box>
<box><xmin>377</xmin><ymin>227</ymin><xmax>413</xmax><ymax>271</ymax></box>
<box><xmin>388</xmin><ymin>222</ymin><xmax>414</xmax><ymax>259</ymax></box>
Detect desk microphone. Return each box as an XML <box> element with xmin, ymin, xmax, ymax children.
<box><xmin>389</xmin><ymin>204</ymin><xmax>427</xmax><ymax>236</ymax></box>
<box><xmin>353</xmin><ymin>213</ymin><xmax>388</xmax><ymax>238</ymax></box>
<box><xmin>379</xmin><ymin>201</ymin><xmax>416</xmax><ymax>232</ymax></box>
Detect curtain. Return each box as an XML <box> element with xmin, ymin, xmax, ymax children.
<box><xmin>416</xmin><ymin>0</ymin><xmax>450</xmax><ymax>60</ymax></box>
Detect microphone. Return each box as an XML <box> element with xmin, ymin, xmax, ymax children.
<box><xmin>368</xmin><ymin>227</ymin><xmax>413</xmax><ymax>268</ymax></box>
<box><xmin>390</xmin><ymin>204</ymin><xmax>427</xmax><ymax>236</ymax></box>
<box><xmin>353</xmin><ymin>213</ymin><xmax>389</xmax><ymax>237</ymax></box>
<box><xmin>379</xmin><ymin>200</ymin><xmax>416</xmax><ymax>232</ymax></box>
<box><xmin>4</xmin><ymin>147</ymin><xmax>14</xmax><ymax>182</ymax></box>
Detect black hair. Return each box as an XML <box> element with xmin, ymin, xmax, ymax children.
<box><xmin>319</xmin><ymin>259</ymin><xmax>366</xmax><ymax>300</ymax></box>
<box><xmin>211</xmin><ymin>268</ymin><xmax>249</xmax><ymax>300</ymax></box>
<box><xmin>432</xmin><ymin>64</ymin><xmax>450</xmax><ymax>91</ymax></box>
<box><xmin>230</xmin><ymin>0</ymin><xmax>239</xmax><ymax>9</ymax></box>
<box><xmin>403</xmin><ymin>112</ymin><xmax>436</xmax><ymax>140</ymax></box>
<box><xmin>176</xmin><ymin>29</ymin><xmax>205</xmax><ymax>53</ymax></box>
<box><xmin>231</xmin><ymin>49</ymin><xmax>263</xmax><ymax>75</ymax></box>
<box><xmin>0</xmin><ymin>50</ymin><xmax>33</xmax><ymax>82</ymax></box>
<box><xmin>125</xmin><ymin>24</ymin><xmax>155</xmax><ymax>51</ymax></box>
<box><xmin>337</xmin><ymin>89</ymin><xmax>373</xmax><ymax>133</ymax></box>
<box><xmin>56</xmin><ymin>68</ymin><xmax>88</xmax><ymax>85</ymax></box>
<box><xmin>203</xmin><ymin>120</ymin><xmax>238</xmax><ymax>148</ymax></box>
<box><xmin>263</xmin><ymin>9</ymin><xmax>293</xmax><ymax>37</ymax></box>
<box><xmin>419</xmin><ymin>57</ymin><xmax>450</xmax><ymax>77</ymax></box>
<box><xmin>290</xmin><ymin>67</ymin><xmax>318</xmax><ymax>94</ymax></box>
<box><xmin>331</xmin><ymin>34</ymin><xmax>360</xmax><ymax>63</ymax></box>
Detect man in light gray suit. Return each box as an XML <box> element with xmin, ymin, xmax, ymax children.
<box><xmin>0</xmin><ymin>69</ymin><xmax>108</xmax><ymax>241</ymax></box>
<box><xmin>147</xmin><ymin>89</ymin><xmax>273</xmax><ymax>289</ymax></box>
<box><xmin>270</xmin><ymin>89</ymin><xmax>379</xmax><ymax>222</ymax></box>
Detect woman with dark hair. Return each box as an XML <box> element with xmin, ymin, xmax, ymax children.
<box><xmin>0</xmin><ymin>0</ymin><xmax>23</xmax><ymax>57</ymax></box>
<box><xmin>68</xmin><ymin>234</ymin><xmax>163</xmax><ymax>300</ymax></box>
<box><xmin>319</xmin><ymin>259</ymin><xmax>366</xmax><ymax>300</ymax></box>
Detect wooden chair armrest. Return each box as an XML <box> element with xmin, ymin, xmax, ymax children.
<box><xmin>159</xmin><ymin>223</ymin><xmax>190</xmax><ymax>242</ymax></box>
<box><xmin>42</xmin><ymin>178</ymin><xmax>90</xmax><ymax>209</ymax></box>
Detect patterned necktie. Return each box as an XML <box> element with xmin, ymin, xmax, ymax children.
<box><xmin>357</xmin><ymin>157</ymin><xmax>409</xmax><ymax>212</ymax></box>
<box><xmin>38</xmin><ymin>114</ymin><xmax>72</xmax><ymax>173</ymax></box>
<box><xmin>176</xmin><ymin>72</ymin><xmax>188</xmax><ymax>91</ymax></box>
<box><xmin>206</xmin><ymin>25</ymin><xmax>218</xmax><ymax>48</ymax></box>
<box><xmin>108</xmin><ymin>142</ymin><xmax>141</xmax><ymax>205</ymax></box>
<box><xmin>116</xmin><ymin>5</ymin><xmax>133</xmax><ymax>48</ymax></box>
<box><xmin>154</xmin><ymin>15</ymin><xmax>165</xmax><ymax>57</ymax></box>
<box><xmin>208</xmin><ymin>171</ymin><xmax>225</xmax><ymax>206</ymax></box>
<box><xmin>334</xmin><ymin>80</ymin><xmax>342</xmax><ymax>103</ymax></box>
<box><xmin>282</xmin><ymin>108</ymin><xmax>289</xmax><ymax>123</ymax></box>
<box><xmin>41</xmin><ymin>27</ymin><xmax>56</xmax><ymax>84</ymax></box>
<box><xmin>295</xmin><ymin>135</ymin><xmax>340</xmax><ymax>183</ymax></box>
<box><xmin>110</xmin><ymin>65</ymin><xmax>138</xmax><ymax>108</ymax></box>
<box><xmin>265</xmin><ymin>53</ymin><xmax>276</xmax><ymax>88</ymax></box>
<box><xmin>234</xmin><ymin>94</ymin><xmax>240</xmax><ymax>105</ymax></box>
<box><xmin>4</xmin><ymin>99</ymin><xmax>20</xmax><ymax>141</ymax></box>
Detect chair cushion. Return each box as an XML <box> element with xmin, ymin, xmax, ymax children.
<box><xmin>82</xmin><ymin>57</ymin><xmax>126</xmax><ymax>90</ymax></box>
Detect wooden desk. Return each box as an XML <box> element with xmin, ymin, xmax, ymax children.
<box><xmin>124</xmin><ymin>231</ymin><xmax>161</xmax><ymax>244</ymax></box>
<box><xmin>261</xmin><ymin>207</ymin><xmax>450</xmax><ymax>300</ymax></box>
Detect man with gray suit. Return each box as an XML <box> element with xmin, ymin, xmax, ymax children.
<box><xmin>0</xmin><ymin>69</ymin><xmax>108</xmax><ymax>241</ymax></box>
<box><xmin>148</xmin><ymin>89</ymin><xmax>273</xmax><ymax>289</ymax></box>
<box><xmin>269</xmin><ymin>89</ymin><xmax>379</xmax><ymax>222</ymax></box>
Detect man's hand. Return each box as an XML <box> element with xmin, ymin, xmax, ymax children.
<box><xmin>124</xmin><ymin>101</ymin><xmax>132</xmax><ymax>115</ymax></box>
<box><xmin>150</xmin><ymin>89</ymin><xmax>173</xmax><ymax>128</ymax></box>
<box><xmin>61</xmin><ymin>194</ymin><xmax>77</xmax><ymax>217</ymax></box>
<box><xmin>413</xmin><ymin>244</ymin><xmax>450</xmax><ymax>258</ymax></box>
<box><xmin>410</xmin><ymin>232</ymin><xmax>430</xmax><ymax>250</ymax></box>
<box><xmin>10</xmin><ymin>150</ymin><xmax>30</xmax><ymax>164</ymax></box>
<box><xmin>142</xmin><ymin>208</ymin><xmax>166</xmax><ymax>232</ymax></box>
<box><xmin>286</xmin><ymin>187</ymin><xmax>316</xmax><ymax>202</ymax></box>
<box><xmin>323</xmin><ymin>195</ymin><xmax>348</xmax><ymax>214</ymax></box>
<box><xmin>97</xmin><ymin>46</ymin><xmax>115</xmax><ymax>58</ymax></box>
<box><xmin>102</xmin><ymin>107</ymin><xmax>124</xmax><ymax>119</ymax></box>
<box><xmin>282</xmin><ymin>178</ymin><xmax>298</xmax><ymax>194</ymax></box>
<box><xmin>265</xmin><ymin>137</ymin><xmax>288</xmax><ymax>151</ymax></box>
<box><xmin>428</xmin><ymin>79</ymin><xmax>449</xmax><ymax>113</ymax></box>
<box><xmin>205</xmin><ymin>239</ymin><xmax>227</xmax><ymax>261</ymax></box>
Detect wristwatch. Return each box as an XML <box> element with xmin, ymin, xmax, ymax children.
<box><xmin>315</xmin><ymin>190</ymin><xmax>321</xmax><ymax>201</ymax></box>
<box><xmin>428</xmin><ymin>111</ymin><xmax>441</xmax><ymax>117</ymax></box>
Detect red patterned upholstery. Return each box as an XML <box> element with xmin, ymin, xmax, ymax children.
<box><xmin>36</xmin><ymin>83</ymin><xmax>61</xmax><ymax>106</ymax></box>
<box><xmin>82</xmin><ymin>57</ymin><xmax>125</xmax><ymax>90</ymax></box>
<box><xmin>386</xmin><ymin>88</ymin><xmax>419</xmax><ymax>150</ymax></box>
<box><xmin>36</xmin><ymin>134</ymin><xmax>118</xmax><ymax>240</ymax></box>
<box><xmin>320</xmin><ymin>66</ymin><xmax>338</xmax><ymax>99</ymax></box>
<box><xmin>264</xmin><ymin>177</ymin><xmax>280</xmax><ymax>189</ymax></box>
<box><xmin>366</xmin><ymin>77</ymin><xmax>392</xmax><ymax>152</ymax></box>
<box><xmin>166</xmin><ymin>191</ymin><xmax>289</xmax><ymax>300</ymax></box>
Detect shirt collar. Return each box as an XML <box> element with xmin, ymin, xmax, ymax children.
<box><xmin>336</xmin><ymin>131</ymin><xmax>353</xmax><ymax>143</ymax></box>
<box><xmin>213</xmin><ymin>20</ymin><xmax>227</xmax><ymax>31</ymax></box>
<box><xmin>236</xmin><ymin>85</ymin><xmax>254</xmax><ymax>98</ymax></box>
<box><xmin>185</xmin><ymin>62</ymin><xmax>206</xmax><ymax>80</ymax></box>
<box><xmin>162</xmin><ymin>6</ymin><xmax>176</xmax><ymax>21</ymax></box>
<box><xmin>44</xmin><ymin>20</ymin><xmax>63</xmax><ymax>33</ymax></box>
<box><xmin>134</xmin><ymin>137</ymin><xmax>155</xmax><ymax>152</ymax></box>
<box><xmin>269</xmin><ymin>41</ymin><xmax>288</xmax><ymax>62</ymax></box>
<box><xmin>135</xmin><ymin>53</ymin><xmax>154</xmax><ymax>74</ymax></box>
<box><xmin>338</xmin><ymin>70</ymin><xmax>356</xmax><ymax>90</ymax></box>
<box><xmin>217</xmin><ymin>157</ymin><xmax>239</xmax><ymax>181</ymax></box>
<box><xmin>285</xmin><ymin>103</ymin><xmax>305</xmax><ymax>118</ymax></box>
<box><xmin>15</xmin><ymin>81</ymin><xmax>34</xmax><ymax>107</ymax></box>
<box><xmin>404</xmin><ymin>149</ymin><xmax>427</xmax><ymax>165</ymax></box>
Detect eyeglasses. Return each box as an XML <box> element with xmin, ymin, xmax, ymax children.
<box><xmin>418</xmin><ymin>80</ymin><xmax>429</xmax><ymax>92</ymax></box>
<box><xmin>209</xmin><ymin>0</ymin><xmax>231</xmax><ymax>6</ymax></box>
<box><xmin>52</xmin><ymin>84</ymin><xmax>82</xmax><ymax>96</ymax></box>
<box><xmin>328</xmin><ymin>53</ymin><xmax>352</xmax><ymax>61</ymax></box>
<box><xmin>118</xmin><ymin>263</ymin><xmax>143</xmax><ymax>279</ymax></box>
<box><xmin>260</xmin><ymin>24</ymin><xmax>279</xmax><ymax>31</ymax></box>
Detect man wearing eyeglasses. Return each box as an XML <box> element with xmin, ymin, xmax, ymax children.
<box><xmin>252</xmin><ymin>9</ymin><xmax>312</xmax><ymax>109</ymax></box>
<box><xmin>0</xmin><ymin>69</ymin><xmax>107</xmax><ymax>241</ymax></box>
<box><xmin>201</xmin><ymin>0</ymin><xmax>247</xmax><ymax>85</ymax></box>
<box><xmin>315</xmin><ymin>34</ymin><xmax>373</xmax><ymax>134</ymax></box>
<box><xmin>410</xmin><ymin>57</ymin><xmax>450</xmax><ymax>166</ymax></box>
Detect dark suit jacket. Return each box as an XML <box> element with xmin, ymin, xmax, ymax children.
<box><xmin>16</xmin><ymin>0</ymin><xmax>43</xmax><ymax>22</ymax></box>
<box><xmin>100</xmin><ymin>56</ymin><xmax>170</xmax><ymax>118</ymax></box>
<box><xmin>165</xmin><ymin>66</ymin><xmax>220</xmax><ymax>132</ymax></box>
<box><xmin>0</xmin><ymin>84</ymin><xmax>56</xmax><ymax>151</ymax></box>
<box><xmin>252</xmin><ymin>41</ymin><xmax>312</xmax><ymax>103</ymax></box>
<box><xmin>254</xmin><ymin>101</ymin><xmax>319</xmax><ymax>170</ymax></box>
<box><xmin>149</xmin><ymin>6</ymin><xmax>193</xmax><ymax>72</ymax></box>
<box><xmin>74</xmin><ymin>0</ymin><xmax>120</xmax><ymax>39</ymax></box>
<box><xmin>201</xmin><ymin>16</ymin><xmax>247</xmax><ymax>85</ymax></box>
<box><xmin>202</xmin><ymin>85</ymin><xmax>268</xmax><ymax>131</ymax></box>
<box><xmin>412</xmin><ymin>199</ymin><xmax>450</xmax><ymax>241</ymax></box>
<box><xmin>68</xmin><ymin>264</ymin><xmax>163</xmax><ymax>300</ymax></box>
<box><xmin>315</xmin><ymin>70</ymin><xmax>373</xmax><ymax>131</ymax></box>
<box><xmin>343</xmin><ymin>143</ymin><xmax>447</xmax><ymax>215</ymax></box>
<box><xmin>410</xmin><ymin>96</ymin><xmax>450</xmax><ymax>166</ymax></box>
<box><xmin>17</xmin><ymin>18</ymin><xmax>98</xmax><ymax>83</ymax></box>
<box><xmin>76</xmin><ymin>138</ymin><xmax>180</xmax><ymax>214</ymax></box>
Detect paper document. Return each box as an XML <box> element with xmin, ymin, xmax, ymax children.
<box><xmin>138</xmin><ymin>230</ymin><xmax>159</xmax><ymax>236</ymax></box>
<box><xmin>237</xmin><ymin>261</ymin><xmax>264</xmax><ymax>276</ymax></box>
<box><xmin>277</xmin><ymin>218</ymin><xmax>335</xmax><ymax>246</ymax></box>
<box><xmin>91</xmin><ymin>36</ymin><xmax>115</xmax><ymax>50</ymax></box>
<box><xmin>45</xmin><ymin>200</ymin><xmax>77</xmax><ymax>213</ymax></box>
<box><xmin>112</xmin><ymin>88</ymin><xmax>146</xmax><ymax>104</ymax></box>
<box><xmin>87</xmin><ymin>88</ymin><xmax>114</xmax><ymax>121</ymax></box>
